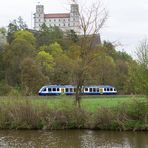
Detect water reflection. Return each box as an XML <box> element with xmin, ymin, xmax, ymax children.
<box><xmin>0</xmin><ymin>130</ymin><xmax>147</xmax><ymax>148</ymax></box>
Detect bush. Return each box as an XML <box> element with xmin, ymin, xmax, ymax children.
<box><xmin>0</xmin><ymin>81</ymin><xmax>12</xmax><ymax>96</ymax></box>
<box><xmin>127</xmin><ymin>98</ymin><xmax>148</xmax><ymax>121</ymax></box>
<box><xmin>94</xmin><ymin>107</ymin><xmax>116</xmax><ymax>130</ymax></box>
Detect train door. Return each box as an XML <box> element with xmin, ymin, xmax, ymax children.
<box><xmin>61</xmin><ymin>88</ymin><xmax>65</xmax><ymax>94</ymax></box>
<box><xmin>99</xmin><ymin>88</ymin><xmax>103</xmax><ymax>94</ymax></box>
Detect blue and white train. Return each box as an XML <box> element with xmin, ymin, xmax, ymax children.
<box><xmin>38</xmin><ymin>85</ymin><xmax>117</xmax><ymax>96</ymax></box>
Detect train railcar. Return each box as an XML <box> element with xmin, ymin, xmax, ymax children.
<box><xmin>38</xmin><ymin>85</ymin><xmax>117</xmax><ymax>96</ymax></box>
<box><xmin>83</xmin><ymin>85</ymin><xmax>117</xmax><ymax>95</ymax></box>
<box><xmin>38</xmin><ymin>85</ymin><xmax>75</xmax><ymax>96</ymax></box>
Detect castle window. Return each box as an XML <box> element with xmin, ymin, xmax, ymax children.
<box><xmin>49</xmin><ymin>19</ymin><xmax>51</xmax><ymax>22</ymax></box>
<box><xmin>54</xmin><ymin>19</ymin><xmax>56</xmax><ymax>22</ymax></box>
<box><xmin>59</xmin><ymin>24</ymin><xmax>60</xmax><ymax>26</ymax></box>
<box><xmin>63</xmin><ymin>23</ymin><xmax>65</xmax><ymax>26</ymax></box>
<box><xmin>63</xmin><ymin>19</ymin><xmax>65</xmax><ymax>22</ymax></box>
<box><xmin>68</xmin><ymin>23</ymin><xmax>70</xmax><ymax>26</ymax></box>
<box><xmin>59</xmin><ymin>19</ymin><xmax>60</xmax><ymax>21</ymax></box>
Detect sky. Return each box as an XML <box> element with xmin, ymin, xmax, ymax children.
<box><xmin>0</xmin><ymin>0</ymin><xmax>148</xmax><ymax>57</ymax></box>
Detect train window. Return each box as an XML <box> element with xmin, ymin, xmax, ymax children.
<box><xmin>66</xmin><ymin>88</ymin><xmax>69</xmax><ymax>92</ymax></box>
<box><xmin>97</xmin><ymin>88</ymin><xmax>99</xmax><ymax>92</ymax></box>
<box><xmin>53</xmin><ymin>88</ymin><xmax>56</xmax><ymax>91</ymax></box>
<box><xmin>74</xmin><ymin>88</ymin><xmax>76</xmax><ymax>92</ymax></box>
<box><xmin>90</xmin><ymin>88</ymin><xmax>92</xmax><ymax>92</ymax></box>
<box><xmin>42</xmin><ymin>88</ymin><xmax>46</xmax><ymax>92</ymax></box>
<box><xmin>110</xmin><ymin>88</ymin><xmax>113</xmax><ymax>91</ymax></box>
<box><xmin>48</xmin><ymin>88</ymin><xmax>51</xmax><ymax>92</ymax></box>
<box><xmin>57</xmin><ymin>88</ymin><xmax>59</xmax><ymax>91</ymax></box>
<box><xmin>93</xmin><ymin>88</ymin><xmax>96</xmax><ymax>92</ymax></box>
<box><xmin>114</xmin><ymin>88</ymin><xmax>116</xmax><ymax>91</ymax></box>
<box><xmin>104</xmin><ymin>88</ymin><xmax>106</xmax><ymax>91</ymax></box>
<box><xmin>85</xmin><ymin>88</ymin><xmax>88</xmax><ymax>91</ymax></box>
<box><xmin>70</xmin><ymin>88</ymin><xmax>73</xmax><ymax>92</ymax></box>
<box><xmin>107</xmin><ymin>88</ymin><xmax>109</xmax><ymax>91</ymax></box>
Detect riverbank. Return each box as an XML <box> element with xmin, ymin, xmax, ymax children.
<box><xmin>0</xmin><ymin>96</ymin><xmax>147</xmax><ymax>131</ymax></box>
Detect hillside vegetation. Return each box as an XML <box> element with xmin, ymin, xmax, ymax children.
<box><xmin>0</xmin><ymin>18</ymin><xmax>147</xmax><ymax>96</ymax></box>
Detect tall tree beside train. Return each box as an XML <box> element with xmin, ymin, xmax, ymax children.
<box><xmin>67</xmin><ymin>0</ymin><xmax>108</xmax><ymax>107</ymax></box>
<box><xmin>126</xmin><ymin>40</ymin><xmax>148</xmax><ymax>96</ymax></box>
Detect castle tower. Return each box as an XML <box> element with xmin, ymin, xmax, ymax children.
<box><xmin>70</xmin><ymin>3</ymin><xmax>80</xmax><ymax>33</ymax></box>
<box><xmin>34</xmin><ymin>4</ymin><xmax>45</xmax><ymax>30</ymax></box>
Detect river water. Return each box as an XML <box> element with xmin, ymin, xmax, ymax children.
<box><xmin>0</xmin><ymin>130</ymin><xmax>147</xmax><ymax>148</ymax></box>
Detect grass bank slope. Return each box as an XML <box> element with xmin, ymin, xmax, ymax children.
<box><xmin>0</xmin><ymin>96</ymin><xmax>147</xmax><ymax>131</ymax></box>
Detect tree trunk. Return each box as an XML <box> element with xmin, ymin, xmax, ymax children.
<box><xmin>75</xmin><ymin>84</ymin><xmax>81</xmax><ymax>108</ymax></box>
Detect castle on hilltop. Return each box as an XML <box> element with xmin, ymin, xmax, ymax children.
<box><xmin>34</xmin><ymin>2</ymin><xmax>80</xmax><ymax>34</ymax></box>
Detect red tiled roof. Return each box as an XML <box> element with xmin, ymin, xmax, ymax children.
<box><xmin>44</xmin><ymin>13</ymin><xmax>70</xmax><ymax>18</ymax></box>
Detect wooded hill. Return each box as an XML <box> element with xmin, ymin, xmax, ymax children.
<box><xmin>0</xmin><ymin>18</ymin><xmax>147</xmax><ymax>96</ymax></box>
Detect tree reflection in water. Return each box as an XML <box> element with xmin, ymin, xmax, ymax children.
<box><xmin>0</xmin><ymin>130</ymin><xmax>147</xmax><ymax>148</ymax></box>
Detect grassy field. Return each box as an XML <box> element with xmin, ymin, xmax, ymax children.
<box><xmin>33</xmin><ymin>95</ymin><xmax>146</xmax><ymax>112</ymax></box>
<box><xmin>0</xmin><ymin>95</ymin><xmax>145</xmax><ymax>112</ymax></box>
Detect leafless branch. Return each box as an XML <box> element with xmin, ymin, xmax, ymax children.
<box><xmin>136</xmin><ymin>39</ymin><xmax>148</xmax><ymax>68</ymax></box>
<box><xmin>79</xmin><ymin>0</ymin><xmax>108</xmax><ymax>35</ymax></box>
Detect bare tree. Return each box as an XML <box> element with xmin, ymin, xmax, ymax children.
<box><xmin>72</xmin><ymin>0</ymin><xmax>108</xmax><ymax>107</ymax></box>
<box><xmin>136</xmin><ymin>39</ymin><xmax>148</xmax><ymax>69</ymax></box>
<box><xmin>135</xmin><ymin>39</ymin><xmax>148</xmax><ymax>97</ymax></box>
<box><xmin>79</xmin><ymin>1</ymin><xmax>107</xmax><ymax>35</ymax></box>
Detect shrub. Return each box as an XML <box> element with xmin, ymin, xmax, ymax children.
<box><xmin>94</xmin><ymin>107</ymin><xmax>116</xmax><ymax>130</ymax></box>
<box><xmin>0</xmin><ymin>81</ymin><xmax>12</xmax><ymax>96</ymax></box>
<box><xmin>127</xmin><ymin>98</ymin><xmax>148</xmax><ymax>122</ymax></box>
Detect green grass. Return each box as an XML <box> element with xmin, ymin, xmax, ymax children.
<box><xmin>0</xmin><ymin>95</ymin><xmax>145</xmax><ymax>112</ymax></box>
<box><xmin>34</xmin><ymin>95</ymin><xmax>146</xmax><ymax>112</ymax></box>
<box><xmin>81</xmin><ymin>98</ymin><xmax>129</xmax><ymax>111</ymax></box>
